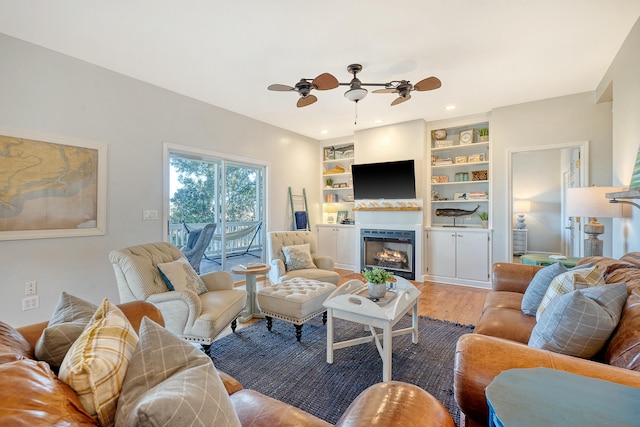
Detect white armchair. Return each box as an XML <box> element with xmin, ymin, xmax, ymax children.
<box><xmin>266</xmin><ymin>231</ymin><xmax>340</xmax><ymax>285</ymax></box>
<box><xmin>108</xmin><ymin>242</ymin><xmax>247</xmax><ymax>350</ymax></box>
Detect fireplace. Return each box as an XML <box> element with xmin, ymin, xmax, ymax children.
<box><xmin>361</xmin><ymin>229</ymin><xmax>416</xmax><ymax>280</ymax></box>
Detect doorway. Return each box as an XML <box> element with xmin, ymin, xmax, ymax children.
<box><xmin>508</xmin><ymin>141</ymin><xmax>589</xmax><ymax>258</ymax></box>
<box><xmin>163</xmin><ymin>144</ymin><xmax>268</xmax><ymax>274</ymax></box>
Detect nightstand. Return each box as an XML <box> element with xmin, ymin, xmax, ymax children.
<box><xmin>512</xmin><ymin>229</ymin><xmax>527</xmax><ymax>255</ymax></box>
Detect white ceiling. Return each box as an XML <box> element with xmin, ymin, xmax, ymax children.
<box><xmin>1</xmin><ymin>1</ymin><xmax>638</xmax><ymax>141</ymax></box>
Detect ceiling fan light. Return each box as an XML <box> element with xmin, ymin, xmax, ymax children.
<box><xmin>344</xmin><ymin>87</ymin><xmax>368</xmax><ymax>102</ymax></box>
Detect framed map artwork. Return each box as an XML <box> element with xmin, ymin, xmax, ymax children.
<box><xmin>0</xmin><ymin>128</ymin><xmax>107</xmax><ymax>240</ymax></box>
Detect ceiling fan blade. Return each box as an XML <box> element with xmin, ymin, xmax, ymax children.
<box><xmin>372</xmin><ymin>88</ymin><xmax>398</xmax><ymax>94</ymax></box>
<box><xmin>391</xmin><ymin>94</ymin><xmax>411</xmax><ymax>106</ymax></box>
<box><xmin>414</xmin><ymin>76</ymin><xmax>442</xmax><ymax>91</ymax></box>
<box><xmin>297</xmin><ymin>94</ymin><xmax>318</xmax><ymax>108</ymax></box>
<box><xmin>313</xmin><ymin>73</ymin><xmax>339</xmax><ymax>90</ymax></box>
<box><xmin>268</xmin><ymin>83</ymin><xmax>295</xmax><ymax>91</ymax></box>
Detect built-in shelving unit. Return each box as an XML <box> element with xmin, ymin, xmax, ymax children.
<box><xmin>321</xmin><ymin>143</ymin><xmax>355</xmax><ymax>224</ymax></box>
<box><xmin>424</xmin><ymin>116</ymin><xmax>493</xmax><ymax>288</ymax></box>
<box><xmin>427</xmin><ymin>121</ymin><xmax>491</xmax><ymax>228</ymax></box>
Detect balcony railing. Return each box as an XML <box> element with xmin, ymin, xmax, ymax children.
<box><xmin>168</xmin><ymin>220</ymin><xmax>263</xmax><ymax>260</ymax></box>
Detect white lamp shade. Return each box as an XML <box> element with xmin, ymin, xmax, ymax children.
<box><xmin>566</xmin><ymin>187</ymin><xmax>623</xmax><ymax>218</ymax></box>
<box><xmin>513</xmin><ymin>200</ymin><xmax>531</xmax><ymax>213</ymax></box>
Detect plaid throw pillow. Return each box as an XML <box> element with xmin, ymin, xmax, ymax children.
<box><xmin>115</xmin><ymin>318</ymin><xmax>241</xmax><ymax>427</ymax></box>
<box><xmin>536</xmin><ymin>266</ymin><xmax>604</xmax><ymax>321</ymax></box>
<box><xmin>59</xmin><ymin>299</ymin><xmax>138</xmax><ymax>427</ymax></box>
<box><xmin>529</xmin><ymin>283</ymin><xmax>627</xmax><ymax>358</ymax></box>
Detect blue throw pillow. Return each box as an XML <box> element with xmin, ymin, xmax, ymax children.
<box><xmin>521</xmin><ymin>263</ymin><xmax>568</xmax><ymax>316</ymax></box>
<box><xmin>521</xmin><ymin>262</ymin><xmax>594</xmax><ymax>316</ymax></box>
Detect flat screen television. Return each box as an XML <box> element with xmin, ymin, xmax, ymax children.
<box><xmin>351</xmin><ymin>159</ymin><xmax>416</xmax><ymax>200</ymax></box>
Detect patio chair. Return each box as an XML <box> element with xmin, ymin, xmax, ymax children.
<box><xmin>108</xmin><ymin>242</ymin><xmax>247</xmax><ymax>351</ymax></box>
<box><xmin>181</xmin><ymin>223</ymin><xmax>215</xmax><ymax>273</ymax></box>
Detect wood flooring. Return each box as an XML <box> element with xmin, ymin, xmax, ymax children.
<box><xmin>222</xmin><ymin>269</ymin><xmax>489</xmax><ymax>339</ymax></box>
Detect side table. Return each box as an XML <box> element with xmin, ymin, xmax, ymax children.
<box><xmin>512</xmin><ymin>229</ymin><xmax>527</xmax><ymax>255</ymax></box>
<box><xmin>231</xmin><ymin>264</ymin><xmax>270</xmax><ymax>323</ymax></box>
<box><xmin>486</xmin><ymin>368</ymin><xmax>640</xmax><ymax>427</ymax></box>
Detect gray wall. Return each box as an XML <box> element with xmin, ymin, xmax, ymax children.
<box><xmin>0</xmin><ymin>34</ymin><xmax>320</xmax><ymax>327</ymax></box>
<box><xmin>491</xmin><ymin>92</ymin><xmax>613</xmax><ymax>263</ymax></box>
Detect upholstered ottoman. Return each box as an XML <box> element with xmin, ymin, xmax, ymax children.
<box><xmin>257</xmin><ymin>278</ymin><xmax>337</xmax><ymax>341</ymax></box>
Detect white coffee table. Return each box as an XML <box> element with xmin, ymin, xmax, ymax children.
<box><xmin>323</xmin><ymin>276</ymin><xmax>421</xmax><ymax>382</ymax></box>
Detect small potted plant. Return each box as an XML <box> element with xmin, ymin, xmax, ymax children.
<box><xmin>478</xmin><ymin>128</ymin><xmax>489</xmax><ymax>142</ymax></box>
<box><xmin>325</xmin><ymin>178</ymin><xmax>333</xmax><ymax>188</ymax></box>
<box><xmin>478</xmin><ymin>212</ymin><xmax>489</xmax><ymax>228</ymax></box>
<box><xmin>361</xmin><ymin>267</ymin><xmax>394</xmax><ymax>299</ymax></box>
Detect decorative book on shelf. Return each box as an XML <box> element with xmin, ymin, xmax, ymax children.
<box><xmin>237</xmin><ymin>263</ymin><xmax>267</xmax><ymax>270</ymax></box>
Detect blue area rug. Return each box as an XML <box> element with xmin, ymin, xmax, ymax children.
<box><xmin>212</xmin><ymin>315</ymin><xmax>473</xmax><ymax>425</ymax></box>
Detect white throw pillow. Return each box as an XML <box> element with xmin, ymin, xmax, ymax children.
<box><xmin>282</xmin><ymin>243</ymin><xmax>317</xmax><ymax>271</ymax></box>
<box><xmin>157</xmin><ymin>258</ymin><xmax>208</xmax><ymax>295</ymax></box>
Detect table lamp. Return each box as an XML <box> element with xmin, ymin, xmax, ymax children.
<box><xmin>513</xmin><ymin>200</ymin><xmax>531</xmax><ymax>229</ymax></box>
<box><xmin>565</xmin><ymin>186</ymin><xmax>623</xmax><ymax>256</ymax></box>
<box><xmin>323</xmin><ymin>205</ymin><xmax>338</xmax><ymax>224</ymax></box>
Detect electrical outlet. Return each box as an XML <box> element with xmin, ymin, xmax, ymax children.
<box><xmin>143</xmin><ymin>209</ymin><xmax>158</xmax><ymax>220</ymax></box>
<box><xmin>22</xmin><ymin>295</ymin><xmax>39</xmax><ymax>311</ymax></box>
<box><xmin>25</xmin><ymin>281</ymin><xmax>37</xmax><ymax>295</ymax></box>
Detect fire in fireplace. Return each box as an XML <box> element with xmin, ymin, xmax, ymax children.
<box><xmin>361</xmin><ymin>229</ymin><xmax>415</xmax><ymax>280</ymax></box>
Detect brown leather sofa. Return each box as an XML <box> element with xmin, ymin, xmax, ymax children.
<box><xmin>453</xmin><ymin>253</ymin><xmax>640</xmax><ymax>427</ymax></box>
<box><xmin>2</xmin><ymin>300</ymin><xmax>455</xmax><ymax>427</ymax></box>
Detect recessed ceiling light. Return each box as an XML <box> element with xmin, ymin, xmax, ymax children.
<box><xmin>446</xmin><ymin>105</ymin><xmax>456</xmax><ymax>110</ymax></box>
<box><xmin>374</xmin><ymin>119</ymin><xmax>384</xmax><ymax>124</ymax></box>
<box><xmin>320</xmin><ymin>130</ymin><xmax>329</xmax><ymax>134</ymax></box>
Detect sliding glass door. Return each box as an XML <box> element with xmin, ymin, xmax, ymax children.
<box><xmin>166</xmin><ymin>147</ymin><xmax>266</xmax><ymax>274</ymax></box>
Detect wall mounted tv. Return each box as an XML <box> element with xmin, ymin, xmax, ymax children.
<box><xmin>352</xmin><ymin>159</ymin><xmax>416</xmax><ymax>200</ymax></box>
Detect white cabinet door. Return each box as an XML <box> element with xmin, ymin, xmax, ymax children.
<box><xmin>426</xmin><ymin>228</ymin><xmax>490</xmax><ymax>285</ymax></box>
<box><xmin>336</xmin><ymin>226</ymin><xmax>355</xmax><ymax>267</ymax></box>
<box><xmin>455</xmin><ymin>231</ymin><xmax>490</xmax><ymax>282</ymax></box>
<box><xmin>427</xmin><ymin>230</ymin><xmax>457</xmax><ymax>278</ymax></box>
<box><xmin>317</xmin><ymin>225</ymin><xmax>355</xmax><ymax>269</ymax></box>
<box><xmin>317</xmin><ymin>226</ymin><xmax>337</xmax><ymax>259</ymax></box>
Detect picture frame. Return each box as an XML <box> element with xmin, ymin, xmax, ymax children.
<box><xmin>468</xmin><ymin>153</ymin><xmax>484</xmax><ymax>163</ymax></box>
<box><xmin>323</xmin><ymin>146</ymin><xmax>335</xmax><ymax>160</ymax></box>
<box><xmin>0</xmin><ymin>127</ymin><xmax>107</xmax><ymax>241</ymax></box>
<box><xmin>337</xmin><ymin>210</ymin><xmax>348</xmax><ymax>223</ymax></box>
<box><xmin>459</xmin><ymin>129</ymin><xmax>474</xmax><ymax>145</ymax></box>
<box><xmin>455</xmin><ymin>155</ymin><xmax>467</xmax><ymax>164</ymax></box>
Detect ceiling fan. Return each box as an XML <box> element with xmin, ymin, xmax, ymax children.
<box><xmin>268</xmin><ymin>63</ymin><xmax>441</xmax><ymax>108</ymax></box>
